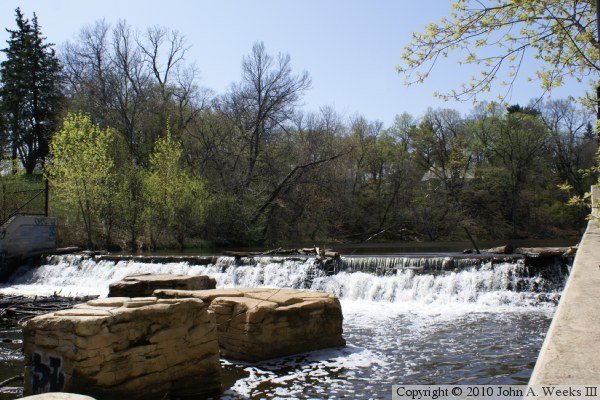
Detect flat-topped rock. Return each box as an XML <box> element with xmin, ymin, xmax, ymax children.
<box><xmin>107</xmin><ymin>273</ymin><xmax>216</xmax><ymax>297</ymax></box>
<box><xmin>22</xmin><ymin>394</ymin><xmax>96</xmax><ymax>400</ymax></box>
<box><xmin>155</xmin><ymin>287</ymin><xmax>346</xmax><ymax>361</ymax></box>
<box><xmin>23</xmin><ymin>297</ymin><xmax>221</xmax><ymax>399</ymax></box>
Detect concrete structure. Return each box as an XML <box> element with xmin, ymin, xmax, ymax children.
<box><xmin>529</xmin><ymin>185</ymin><xmax>600</xmax><ymax>385</ymax></box>
<box><xmin>0</xmin><ymin>215</ymin><xmax>57</xmax><ymax>257</ymax></box>
<box><xmin>0</xmin><ymin>215</ymin><xmax>57</xmax><ymax>281</ymax></box>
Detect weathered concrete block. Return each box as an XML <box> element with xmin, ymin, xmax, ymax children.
<box><xmin>155</xmin><ymin>287</ymin><xmax>346</xmax><ymax>362</ymax></box>
<box><xmin>107</xmin><ymin>273</ymin><xmax>216</xmax><ymax>297</ymax></box>
<box><xmin>23</xmin><ymin>297</ymin><xmax>221</xmax><ymax>399</ymax></box>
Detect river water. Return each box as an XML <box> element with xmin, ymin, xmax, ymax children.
<box><xmin>0</xmin><ymin>254</ymin><xmax>567</xmax><ymax>399</ymax></box>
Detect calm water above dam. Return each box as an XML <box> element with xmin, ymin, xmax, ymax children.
<box><xmin>0</xmin><ymin>254</ymin><xmax>566</xmax><ymax>399</ymax></box>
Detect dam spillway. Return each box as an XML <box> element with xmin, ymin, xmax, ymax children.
<box><xmin>0</xmin><ymin>252</ymin><xmax>569</xmax><ymax>307</ymax></box>
<box><xmin>0</xmin><ymin>251</ymin><xmax>571</xmax><ymax>398</ymax></box>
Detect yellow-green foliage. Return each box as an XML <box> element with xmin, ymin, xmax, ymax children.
<box><xmin>399</xmin><ymin>0</ymin><xmax>598</xmax><ymax>105</ymax></box>
<box><xmin>558</xmin><ymin>145</ymin><xmax>600</xmax><ymax>217</ymax></box>
<box><xmin>144</xmin><ymin>127</ymin><xmax>208</xmax><ymax>248</ymax></box>
<box><xmin>44</xmin><ymin>113</ymin><xmax>116</xmax><ymax>246</ymax></box>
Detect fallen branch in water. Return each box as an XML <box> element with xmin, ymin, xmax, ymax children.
<box><xmin>0</xmin><ymin>374</ymin><xmax>23</xmax><ymax>388</ymax></box>
<box><xmin>0</xmin><ymin>294</ymin><xmax>97</xmax><ymax>327</ymax></box>
<box><xmin>223</xmin><ymin>247</ymin><xmax>339</xmax><ymax>259</ymax></box>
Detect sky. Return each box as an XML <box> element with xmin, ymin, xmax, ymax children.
<box><xmin>0</xmin><ymin>0</ymin><xmax>587</xmax><ymax>128</ymax></box>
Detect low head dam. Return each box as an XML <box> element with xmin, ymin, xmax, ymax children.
<box><xmin>0</xmin><ymin>209</ymin><xmax>588</xmax><ymax>397</ymax></box>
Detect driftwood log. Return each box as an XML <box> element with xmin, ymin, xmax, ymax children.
<box><xmin>485</xmin><ymin>245</ymin><xmax>514</xmax><ymax>254</ymax></box>
<box><xmin>95</xmin><ymin>254</ymin><xmax>219</xmax><ymax>265</ymax></box>
<box><xmin>514</xmin><ymin>247</ymin><xmax>577</xmax><ymax>258</ymax></box>
<box><xmin>222</xmin><ymin>247</ymin><xmax>340</xmax><ymax>259</ymax></box>
<box><xmin>467</xmin><ymin>245</ymin><xmax>577</xmax><ymax>257</ymax></box>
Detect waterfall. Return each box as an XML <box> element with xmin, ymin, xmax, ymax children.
<box><xmin>0</xmin><ymin>254</ymin><xmax>567</xmax><ymax>309</ymax></box>
<box><xmin>338</xmin><ymin>255</ymin><xmax>495</xmax><ymax>273</ymax></box>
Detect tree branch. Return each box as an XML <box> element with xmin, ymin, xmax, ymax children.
<box><xmin>250</xmin><ymin>150</ymin><xmax>350</xmax><ymax>225</ymax></box>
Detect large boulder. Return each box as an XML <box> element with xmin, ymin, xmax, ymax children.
<box><xmin>155</xmin><ymin>287</ymin><xmax>346</xmax><ymax>362</ymax></box>
<box><xmin>107</xmin><ymin>273</ymin><xmax>216</xmax><ymax>297</ymax></box>
<box><xmin>22</xmin><ymin>297</ymin><xmax>221</xmax><ymax>399</ymax></box>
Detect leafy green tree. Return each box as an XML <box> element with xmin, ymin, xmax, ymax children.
<box><xmin>474</xmin><ymin>105</ymin><xmax>549</xmax><ymax>237</ymax></box>
<box><xmin>411</xmin><ymin>108</ymin><xmax>475</xmax><ymax>197</ymax></box>
<box><xmin>345</xmin><ymin>119</ymin><xmax>420</xmax><ymax>240</ymax></box>
<box><xmin>399</xmin><ymin>0</ymin><xmax>598</xmax><ymax>103</ymax></box>
<box><xmin>45</xmin><ymin>113</ymin><xmax>117</xmax><ymax>247</ymax></box>
<box><xmin>540</xmin><ymin>98</ymin><xmax>597</xmax><ymax>194</ymax></box>
<box><xmin>1</xmin><ymin>8</ymin><xmax>61</xmax><ymax>173</ymax></box>
<box><xmin>144</xmin><ymin>127</ymin><xmax>208</xmax><ymax>250</ymax></box>
<box><xmin>118</xmin><ymin>163</ymin><xmax>146</xmax><ymax>250</ymax></box>
<box><xmin>409</xmin><ymin>189</ymin><xmax>466</xmax><ymax>241</ymax></box>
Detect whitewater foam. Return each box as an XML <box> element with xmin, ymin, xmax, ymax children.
<box><xmin>0</xmin><ymin>255</ymin><xmax>563</xmax><ymax>312</ymax></box>
<box><xmin>0</xmin><ymin>253</ymin><xmax>562</xmax><ymax>397</ymax></box>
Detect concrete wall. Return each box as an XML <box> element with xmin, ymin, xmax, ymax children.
<box><xmin>0</xmin><ymin>215</ymin><xmax>57</xmax><ymax>257</ymax></box>
<box><xmin>529</xmin><ymin>185</ymin><xmax>600</xmax><ymax>384</ymax></box>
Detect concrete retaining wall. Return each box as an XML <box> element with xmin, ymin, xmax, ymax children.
<box><xmin>529</xmin><ymin>185</ymin><xmax>600</xmax><ymax>384</ymax></box>
<box><xmin>0</xmin><ymin>215</ymin><xmax>56</xmax><ymax>257</ymax></box>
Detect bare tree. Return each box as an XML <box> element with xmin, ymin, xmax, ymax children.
<box><xmin>61</xmin><ymin>20</ymin><xmax>206</xmax><ymax>163</ymax></box>
<box><xmin>62</xmin><ymin>20</ymin><xmax>113</xmax><ymax>124</ymax></box>
<box><xmin>219</xmin><ymin>41</ymin><xmax>311</xmax><ymax>189</ymax></box>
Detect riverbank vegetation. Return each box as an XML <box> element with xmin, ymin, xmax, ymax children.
<box><xmin>1</xmin><ymin>8</ymin><xmax>599</xmax><ymax>250</ymax></box>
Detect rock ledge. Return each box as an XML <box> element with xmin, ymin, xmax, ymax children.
<box><xmin>108</xmin><ymin>273</ymin><xmax>216</xmax><ymax>297</ymax></box>
<box><xmin>23</xmin><ymin>296</ymin><xmax>221</xmax><ymax>399</ymax></box>
<box><xmin>155</xmin><ymin>287</ymin><xmax>346</xmax><ymax>361</ymax></box>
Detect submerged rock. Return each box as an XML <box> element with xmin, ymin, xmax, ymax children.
<box><xmin>155</xmin><ymin>287</ymin><xmax>346</xmax><ymax>362</ymax></box>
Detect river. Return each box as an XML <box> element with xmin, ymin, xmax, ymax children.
<box><xmin>0</xmin><ymin>253</ymin><xmax>568</xmax><ymax>399</ymax></box>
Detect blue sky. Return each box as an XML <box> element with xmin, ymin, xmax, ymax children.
<box><xmin>0</xmin><ymin>0</ymin><xmax>586</xmax><ymax>127</ymax></box>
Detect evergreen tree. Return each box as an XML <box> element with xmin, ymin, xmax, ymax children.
<box><xmin>0</xmin><ymin>8</ymin><xmax>61</xmax><ymax>174</ymax></box>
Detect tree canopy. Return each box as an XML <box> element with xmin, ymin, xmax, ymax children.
<box><xmin>398</xmin><ymin>0</ymin><xmax>599</xmax><ymax>104</ymax></box>
<box><xmin>144</xmin><ymin>125</ymin><xmax>208</xmax><ymax>249</ymax></box>
<box><xmin>2</xmin><ymin>13</ymin><xmax>597</xmax><ymax>249</ymax></box>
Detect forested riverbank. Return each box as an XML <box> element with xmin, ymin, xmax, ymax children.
<box><xmin>1</xmin><ymin>11</ymin><xmax>598</xmax><ymax>251</ymax></box>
